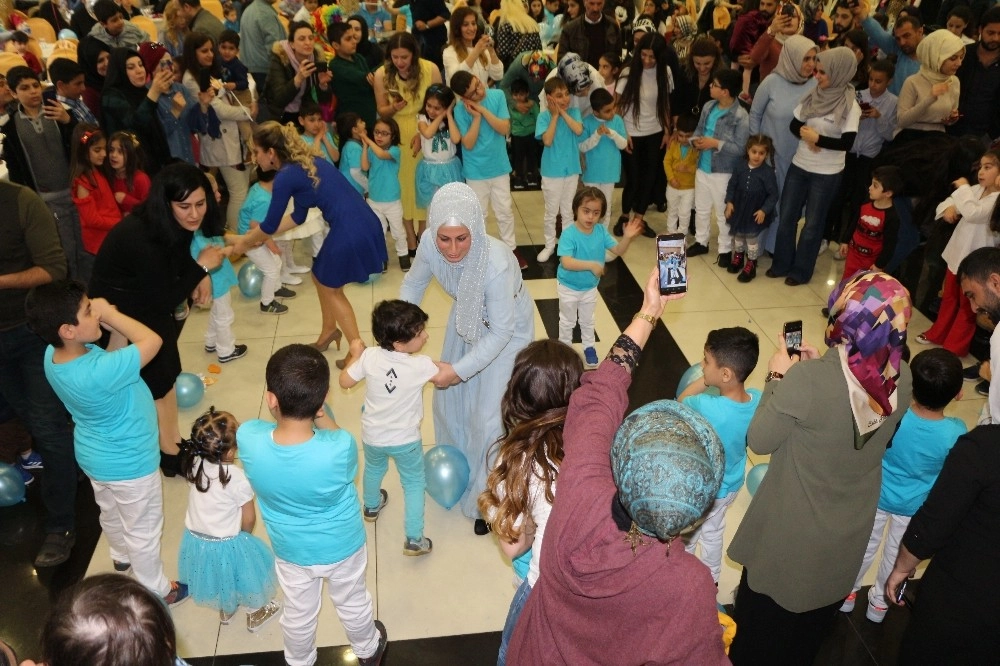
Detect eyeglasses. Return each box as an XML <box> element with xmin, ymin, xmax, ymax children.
<box><xmin>709</xmin><ymin>81</ymin><xmax>720</xmax><ymax>88</ymax></box>
<box><xmin>373</xmin><ymin>129</ymin><xmax>392</xmax><ymax>137</ymax></box>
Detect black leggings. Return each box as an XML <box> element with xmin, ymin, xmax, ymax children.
<box><xmin>621</xmin><ymin>131</ymin><xmax>665</xmax><ymax>217</ymax></box>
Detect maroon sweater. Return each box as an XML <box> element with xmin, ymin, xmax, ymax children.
<box><xmin>508</xmin><ymin>360</ymin><xmax>730</xmax><ymax>665</ymax></box>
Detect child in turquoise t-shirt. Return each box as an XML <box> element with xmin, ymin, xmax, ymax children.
<box><xmin>299</xmin><ymin>101</ymin><xmax>339</xmax><ymax>165</ymax></box>
<box><xmin>556</xmin><ymin>187</ymin><xmax>641</xmax><ymax>368</ymax></box>
<box><xmin>535</xmin><ymin>77</ymin><xmax>584</xmax><ymax>263</ymax></box>
<box><xmin>337</xmin><ymin>112</ymin><xmax>368</xmax><ymax>196</ymax></box>
<box><xmin>679</xmin><ymin>326</ymin><xmax>761</xmax><ymax>583</ymax></box>
<box><xmin>190</xmin><ymin>229</ymin><xmax>244</xmax><ymax>363</ymax></box>
<box><xmin>578</xmin><ymin>88</ymin><xmax>627</xmax><ymax>231</ymax></box>
<box><xmin>361</xmin><ymin>117</ymin><xmax>409</xmax><ymax>272</ymax></box>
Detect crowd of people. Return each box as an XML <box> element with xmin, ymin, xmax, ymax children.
<box><xmin>2</xmin><ymin>0</ymin><xmax>1000</xmax><ymax>663</ymax></box>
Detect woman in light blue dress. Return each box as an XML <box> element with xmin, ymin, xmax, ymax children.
<box><xmin>400</xmin><ymin>183</ymin><xmax>535</xmax><ymax>529</ymax></box>
<box><xmin>749</xmin><ymin>35</ymin><xmax>817</xmax><ymax>254</ymax></box>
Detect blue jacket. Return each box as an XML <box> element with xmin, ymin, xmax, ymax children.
<box><xmin>693</xmin><ymin>100</ymin><xmax>750</xmax><ymax>175</ymax></box>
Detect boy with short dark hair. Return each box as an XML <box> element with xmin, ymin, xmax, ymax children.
<box><xmin>579</xmin><ymin>87</ymin><xmax>626</xmax><ymax>231</ymax></box>
<box><xmin>25</xmin><ymin>280</ymin><xmax>188</xmax><ymax>606</ymax></box>
<box><xmin>5</xmin><ymin>31</ymin><xmax>42</xmax><ymax>75</ymax></box>
<box><xmin>679</xmin><ymin>326</ymin><xmax>761</xmax><ymax>583</ymax></box>
<box><xmin>535</xmin><ymin>76</ymin><xmax>583</xmax><ymax>263</ymax></box>
<box><xmin>299</xmin><ymin>100</ymin><xmax>339</xmax><ymax>164</ymax></box>
<box><xmin>239</xmin><ymin>344</ymin><xmax>387</xmax><ymax>666</ymax></box>
<box><xmin>328</xmin><ymin>21</ymin><xmax>376</xmax><ymax>127</ymax></box>
<box><xmin>664</xmin><ymin>113</ymin><xmax>699</xmax><ymax>235</ymax></box>
<box><xmin>837</xmin><ymin>165</ymin><xmax>903</xmax><ymax>279</ymax></box>
<box><xmin>508</xmin><ymin>78</ymin><xmax>540</xmax><ymax>190</ymax></box>
<box><xmin>45</xmin><ymin>58</ymin><xmax>98</xmax><ymax>125</ymax></box>
<box><xmin>88</xmin><ymin>0</ymin><xmax>149</xmax><ymax>48</ymax></box>
<box><xmin>841</xmin><ymin>348</ymin><xmax>966</xmax><ymax>622</ymax></box>
<box><xmin>339</xmin><ymin>300</ymin><xmax>437</xmax><ymax>556</ymax></box>
<box><xmin>218</xmin><ymin>29</ymin><xmax>255</xmax><ymax>158</ymax></box>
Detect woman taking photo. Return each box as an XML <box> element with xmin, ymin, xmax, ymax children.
<box><xmin>374</xmin><ymin>32</ymin><xmax>443</xmax><ymax>255</ymax></box>
<box><xmin>614</xmin><ymin>32</ymin><xmax>671</xmax><ymax>239</ymax></box>
<box><xmin>137</xmin><ymin>42</ymin><xmax>197</xmax><ymax>166</ymax></box>
<box><xmin>443</xmin><ymin>6</ymin><xmax>504</xmax><ymax>86</ymax></box>
<box><xmin>400</xmin><ymin>183</ymin><xmax>534</xmax><ymax>532</ymax></box>
<box><xmin>89</xmin><ymin>163</ymin><xmax>226</xmax><ymax>477</ymax></box>
<box><xmin>181</xmin><ymin>32</ymin><xmax>253</xmax><ymax>231</ymax></box>
<box><xmin>237</xmin><ymin>122</ymin><xmax>387</xmax><ymax>370</ymax></box>
<box><xmin>264</xmin><ymin>20</ymin><xmax>333</xmax><ymax>125</ymax></box>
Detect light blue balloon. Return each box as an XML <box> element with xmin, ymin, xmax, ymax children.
<box><xmin>0</xmin><ymin>463</ymin><xmax>26</xmax><ymax>507</ymax></box>
<box><xmin>175</xmin><ymin>372</ymin><xmax>205</xmax><ymax>409</ymax></box>
<box><xmin>746</xmin><ymin>463</ymin><xmax>768</xmax><ymax>497</ymax></box>
<box><xmin>361</xmin><ymin>272</ymin><xmax>382</xmax><ymax>285</ymax></box>
<box><xmin>58</xmin><ymin>29</ymin><xmax>78</xmax><ymax>40</ymax></box>
<box><xmin>424</xmin><ymin>445</ymin><xmax>470</xmax><ymax>510</ymax></box>
<box><xmin>676</xmin><ymin>363</ymin><xmax>721</xmax><ymax>398</ymax></box>
<box><xmin>237</xmin><ymin>262</ymin><xmax>263</xmax><ymax>298</ymax></box>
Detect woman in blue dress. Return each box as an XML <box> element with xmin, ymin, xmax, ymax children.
<box><xmin>400</xmin><ymin>183</ymin><xmax>535</xmax><ymax>530</ymax></box>
<box><xmin>239</xmin><ymin>121</ymin><xmax>388</xmax><ymax>368</ymax></box>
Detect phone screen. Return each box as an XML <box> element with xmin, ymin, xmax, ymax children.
<box><xmin>783</xmin><ymin>320</ymin><xmax>803</xmax><ymax>355</ymax></box>
<box><xmin>198</xmin><ymin>68</ymin><xmax>212</xmax><ymax>93</ymax></box>
<box><xmin>657</xmin><ymin>234</ymin><xmax>687</xmax><ymax>295</ymax></box>
<box><xmin>781</xmin><ymin>3</ymin><xmax>796</xmax><ymax>15</ymax></box>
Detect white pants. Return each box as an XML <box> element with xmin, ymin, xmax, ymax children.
<box><xmin>275</xmin><ymin>240</ymin><xmax>305</xmax><ymax>274</ymax></box>
<box><xmin>217</xmin><ymin>164</ymin><xmax>250</xmax><ymax>232</ymax></box>
<box><xmin>246</xmin><ymin>244</ymin><xmax>283</xmax><ymax>305</ymax></box>
<box><xmin>557</xmin><ymin>283</ymin><xmax>598</xmax><ymax>349</ymax></box>
<box><xmin>467</xmin><ymin>175</ymin><xmax>516</xmax><ymax>250</ymax></box>
<box><xmin>541</xmin><ymin>175</ymin><xmax>579</xmax><ymax>249</ymax></box>
<box><xmin>694</xmin><ymin>170</ymin><xmax>732</xmax><ymax>252</ymax></box>
<box><xmin>367</xmin><ymin>199</ymin><xmax>408</xmax><ymax>257</ymax></box>
<box><xmin>275</xmin><ymin>547</ymin><xmax>380</xmax><ymax>666</ymax></box>
<box><xmin>91</xmin><ymin>469</ymin><xmax>170</xmax><ymax>597</ymax></box>
<box><xmin>666</xmin><ymin>185</ymin><xmax>695</xmax><ymax>235</ymax></box>
<box><xmin>683</xmin><ymin>490</ymin><xmax>736</xmax><ymax>582</ymax></box>
<box><xmin>851</xmin><ymin>509</ymin><xmax>911</xmax><ymax>606</ymax></box>
<box><xmin>583</xmin><ymin>181</ymin><xmax>614</xmax><ymax>230</ymax></box>
<box><xmin>204</xmin><ymin>291</ymin><xmax>236</xmax><ymax>357</ymax></box>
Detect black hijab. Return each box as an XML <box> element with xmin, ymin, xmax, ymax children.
<box><xmin>349</xmin><ymin>14</ymin><xmax>385</xmax><ymax>70</ymax></box>
<box><xmin>79</xmin><ymin>36</ymin><xmax>111</xmax><ymax>90</ymax></box>
<box><xmin>103</xmin><ymin>47</ymin><xmax>150</xmax><ymax>107</ymax></box>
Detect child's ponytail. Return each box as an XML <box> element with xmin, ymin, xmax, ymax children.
<box><xmin>180</xmin><ymin>406</ymin><xmax>237</xmax><ymax>492</ymax></box>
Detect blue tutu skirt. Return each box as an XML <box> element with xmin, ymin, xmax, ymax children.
<box><xmin>178</xmin><ymin>529</ymin><xmax>277</xmax><ymax>614</ymax></box>
<box><xmin>416</xmin><ymin>157</ymin><xmax>464</xmax><ymax>209</ymax></box>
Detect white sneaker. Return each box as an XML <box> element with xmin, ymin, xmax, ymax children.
<box><xmin>281</xmin><ymin>274</ymin><xmax>303</xmax><ymax>285</ymax></box>
<box><xmin>819</xmin><ymin>240</ymin><xmax>829</xmax><ymax>255</ymax></box>
<box><xmin>537</xmin><ymin>246</ymin><xmax>555</xmax><ymax>262</ymax></box>
<box><xmin>839</xmin><ymin>591</ymin><xmax>856</xmax><ymax>613</ymax></box>
<box><xmin>866</xmin><ymin>588</ymin><xmax>889</xmax><ymax>623</ymax></box>
<box><xmin>288</xmin><ymin>265</ymin><xmax>311</xmax><ymax>274</ymax></box>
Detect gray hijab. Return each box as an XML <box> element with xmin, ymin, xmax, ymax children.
<box><xmin>773</xmin><ymin>35</ymin><xmax>817</xmax><ymax>85</ymax></box>
<box><xmin>798</xmin><ymin>46</ymin><xmax>857</xmax><ymax>121</ymax></box>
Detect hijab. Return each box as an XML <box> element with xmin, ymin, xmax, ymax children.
<box><xmin>78</xmin><ymin>35</ymin><xmax>110</xmax><ymax>89</ymax></box>
<box><xmin>916</xmin><ymin>28</ymin><xmax>964</xmax><ymax>85</ymax></box>
<box><xmin>825</xmin><ymin>270</ymin><xmax>911</xmax><ymax>425</ymax></box>
<box><xmin>772</xmin><ymin>34</ymin><xmax>816</xmax><ymax>84</ymax></box>
<box><xmin>427</xmin><ymin>182</ymin><xmax>491</xmax><ymax>345</ymax></box>
<box><xmin>797</xmin><ymin>46</ymin><xmax>855</xmax><ymax>121</ymax></box>
<box><xmin>103</xmin><ymin>47</ymin><xmax>148</xmax><ymax>107</ymax></box>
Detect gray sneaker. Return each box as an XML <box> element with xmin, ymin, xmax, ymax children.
<box><xmin>260</xmin><ymin>301</ymin><xmax>289</xmax><ymax>315</ymax></box>
<box><xmin>273</xmin><ymin>286</ymin><xmax>297</xmax><ymax>299</ymax></box>
<box><xmin>403</xmin><ymin>537</ymin><xmax>432</xmax><ymax>556</ymax></box>
<box><xmin>363</xmin><ymin>489</ymin><xmax>388</xmax><ymax>522</ymax></box>
<box><xmin>246</xmin><ymin>600</ymin><xmax>280</xmax><ymax>633</ymax></box>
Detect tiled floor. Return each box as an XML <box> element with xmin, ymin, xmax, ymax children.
<box><xmin>1</xmin><ymin>186</ymin><xmax>986</xmax><ymax>664</ymax></box>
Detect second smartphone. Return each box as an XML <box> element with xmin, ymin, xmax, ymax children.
<box><xmin>657</xmin><ymin>234</ymin><xmax>688</xmax><ymax>295</ymax></box>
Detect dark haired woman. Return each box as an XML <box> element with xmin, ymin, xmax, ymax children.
<box><xmin>264</xmin><ymin>20</ymin><xmax>333</xmax><ymax>125</ymax></box>
<box><xmin>90</xmin><ymin>163</ymin><xmax>227</xmax><ymax>477</ymax></box>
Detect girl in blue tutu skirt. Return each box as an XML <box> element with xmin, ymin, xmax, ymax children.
<box><xmin>178</xmin><ymin>407</ymin><xmax>280</xmax><ymax>632</ymax></box>
<box><xmin>415</xmin><ymin>84</ymin><xmax>464</xmax><ymax>210</ymax></box>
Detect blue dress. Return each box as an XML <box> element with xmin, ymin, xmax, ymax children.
<box><xmin>724</xmin><ymin>161</ymin><xmax>779</xmax><ymax>236</ymax></box>
<box><xmin>260</xmin><ymin>158</ymin><xmax>387</xmax><ymax>288</ymax></box>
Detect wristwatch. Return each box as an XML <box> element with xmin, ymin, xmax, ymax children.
<box><xmin>765</xmin><ymin>371</ymin><xmax>784</xmax><ymax>382</ymax></box>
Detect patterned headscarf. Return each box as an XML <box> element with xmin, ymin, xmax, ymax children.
<box><xmin>825</xmin><ymin>271</ymin><xmax>911</xmax><ymax>416</ymax></box>
<box><xmin>427</xmin><ymin>183</ymin><xmax>491</xmax><ymax>346</ymax></box>
<box><xmin>523</xmin><ymin>50</ymin><xmax>555</xmax><ymax>82</ymax></box>
<box><xmin>611</xmin><ymin>400</ymin><xmax>724</xmax><ymax>541</ymax></box>
<box><xmin>557</xmin><ymin>52</ymin><xmax>593</xmax><ymax>95</ymax></box>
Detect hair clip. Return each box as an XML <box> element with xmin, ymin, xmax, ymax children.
<box><xmin>80</xmin><ymin>129</ymin><xmax>97</xmax><ymax>145</ymax></box>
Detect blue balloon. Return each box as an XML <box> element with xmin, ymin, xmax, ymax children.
<box><xmin>361</xmin><ymin>272</ymin><xmax>382</xmax><ymax>285</ymax></box>
<box><xmin>746</xmin><ymin>463</ymin><xmax>768</xmax><ymax>496</ymax></box>
<box><xmin>0</xmin><ymin>463</ymin><xmax>26</xmax><ymax>507</ymax></box>
<box><xmin>58</xmin><ymin>29</ymin><xmax>78</xmax><ymax>40</ymax></box>
<box><xmin>175</xmin><ymin>372</ymin><xmax>205</xmax><ymax>409</ymax></box>
<box><xmin>238</xmin><ymin>262</ymin><xmax>263</xmax><ymax>298</ymax></box>
<box><xmin>424</xmin><ymin>445</ymin><xmax>470</xmax><ymax>510</ymax></box>
<box><xmin>676</xmin><ymin>363</ymin><xmax>720</xmax><ymax>398</ymax></box>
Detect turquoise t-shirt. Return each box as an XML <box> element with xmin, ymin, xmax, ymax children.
<box><xmin>535</xmin><ymin>107</ymin><xmax>583</xmax><ymax>179</ymax></box>
<box><xmin>238</xmin><ymin>182</ymin><xmax>272</xmax><ymax>235</ymax></box>
<box><xmin>339</xmin><ymin>140</ymin><xmax>366</xmax><ymax>195</ymax></box>
<box><xmin>683</xmin><ymin>389</ymin><xmax>762</xmax><ymax>498</ymax></box>
<box><xmin>453</xmin><ymin>88</ymin><xmax>512</xmax><ymax>180</ymax></box>
<box><xmin>581</xmin><ymin>114</ymin><xmax>625</xmax><ymax>185</ymax></box>
<box><xmin>43</xmin><ymin>344</ymin><xmax>159</xmax><ymax>482</ymax></box>
<box><xmin>556</xmin><ymin>223</ymin><xmax>617</xmax><ymax>291</ymax></box>
<box><xmin>368</xmin><ymin>144</ymin><xmax>401</xmax><ymax>203</ymax></box>
<box><xmin>190</xmin><ymin>230</ymin><xmax>237</xmax><ymax>299</ymax></box>
<box><xmin>698</xmin><ymin>104</ymin><xmax>729</xmax><ymax>173</ymax></box>
<box><xmin>302</xmin><ymin>131</ymin><xmax>338</xmax><ymax>164</ymax></box>
<box><xmin>238</xmin><ymin>419</ymin><xmax>366</xmax><ymax>566</ymax></box>
<box><xmin>879</xmin><ymin>410</ymin><xmax>967</xmax><ymax>516</ymax></box>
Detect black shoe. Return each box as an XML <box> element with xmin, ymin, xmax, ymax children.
<box><xmin>34</xmin><ymin>531</ymin><xmax>75</xmax><ymax>568</ymax></box>
<box><xmin>159</xmin><ymin>451</ymin><xmax>180</xmax><ymax>478</ymax></box>
<box><xmin>218</xmin><ymin>344</ymin><xmax>248</xmax><ymax>363</ymax></box>
<box><xmin>512</xmin><ymin>177</ymin><xmax>526</xmax><ymax>190</ymax></box>
<box><xmin>687</xmin><ymin>243</ymin><xmax>709</xmax><ymax>257</ymax></box>
<box><xmin>976</xmin><ymin>380</ymin><xmax>990</xmax><ymax>397</ymax></box>
<box><xmin>656</xmin><ymin>202</ymin><xmax>667</xmax><ymax>213</ymax></box>
<box><xmin>357</xmin><ymin>620</ymin><xmax>387</xmax><ymax>665</ymax></box>
<box><xmin>474</xmin><ymin>519</ymin><xmax>491</xmax><ymax>535</ymax></box>
<box><xmin>399</xmin><ymin>255</ymin><xmax>411</xmax><ymax>272</ymax></box>
<box><xmin>641</xmin><ymin>222</ymin><xmax>656</xmax><ymax>239</ymax></box>
<box><xmin>963</xmin><ymin>363</ymin><xmax>984</xmax><ymax>382</ymax></box>
<box><xmin>737</xmin><ymin>259</ymin><xmax>757</xmax><ymax>282</ymax></box>
<box><xmin>765</xmin><ymin>268</ymin><xmax>784</xmax><ymax>278</ymax></box>
<box><xmin>821</xmin><ymin>307</ymin><xmax>830</xmax><ymax>318</ymax></box>
<box><xmin>613</xmin><ymin>216</ymin><xmax>627</xmax><ymax>237</ymax></box>
<box><xmin>784</xmin><ymin>276</ymin><xmax>802</xmax><ymax>286</ymax></box>
<box><xmin>273</xmin><ymin>286</ymin><xmax>297</xmax><ymax>299</ymax></box>
<box><xmin>717</xmin><ymin>252</ymin><xmax>732</xmax><ymax>268</ymax></box>
<box><xmin>408</xmin><ymin>247</ymin><xmax>417</xmax><ymax>258</ymax></box>
<box><xmin>727</xmin><ymin>252</ymin><xmax>744</xmax><ymax>273</ymax></box>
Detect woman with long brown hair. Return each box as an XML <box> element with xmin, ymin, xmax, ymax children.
<box><xmin>442</xmin><ymin>6</ymin><xmax>503</xmax><ymax>85</ymax></box>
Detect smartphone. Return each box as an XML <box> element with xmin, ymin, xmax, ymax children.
<box><xmin>198</xmin><ymin>67</ymin><xmax>212</xmax><ymax>93</ymax></box>
<box><xmin>159</xmin><ymin>58</ymin><xmax>173</xmax><ymax>71</ymax></box>
<box><xmin>386</xmin><ymin>89</ymin><xmax>403</xmax><ymax>102</ymax></box>
<box><xmin>781</xmin><ymin>3</ymin><xmax>796</xmax><ymax>15</ymax></box>
<box><xmin>314</xmin><ymin>60</ymin><xmax>328</xmax><ymax>74</ymax></box>
<box><xmin>657</xmin><ymin>234</ymin><xmax>688</xmax><ymax>295</ymax></box>
<box><xmin>860</xmin><ymin>101</ymin><xmax>872</xmax><ymax>111</ymax></box>
<box><xmin>783</xmin><ymin>320</ymin><xmax>803</xmax><ymax>356</ymax></box>
<box><xmin>895</xmin><ymin>579</ymin><xmax>909</xmax><ymax>605</ymax></box>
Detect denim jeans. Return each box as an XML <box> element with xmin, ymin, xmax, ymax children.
<box><xmin>362</xmin><ymin>441</ymin><xmax>425</xmax><ymax>540</ymax></box>
<box><xmin>0</xmin><ymin>323</ymin><xmax>76</xmax><ymax>533</ymax></box>
<box><xmin>497</xmin><ymin>578</ymin><xmax>533</xmax><ymax>666</ymax></box>
<box><xmin>771</xmin><ymin>164</ymin><xmax>843</xmax><ymax>283</ymax></box>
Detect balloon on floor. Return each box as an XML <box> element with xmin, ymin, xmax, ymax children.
<box><xmin>424</xmin><ymin>445</ymin><xmax>470</xmax><ymax>510</ymax></box>
<box><xmin>676</xmin><ymin>363</ymin><xmax>721</xmax><ymax>398</ymax></box>
<box><xmin>175</xmin><ymin>372</ymin><xmax>205</xmax><ymax>409</ymax></box>
<box><xmin>746</xmin><ymin>463</ymin><xmax>768</xmax><ymax>496</ymax></box>
<box><xmin>0</xmin><ymin>464</ymin><xmax>26</xmax><ymax>507</ymax></box>
<box><xmin>238</xmin><ymin>262</ymin><xmax>264</xmax><ymax>298</ymax></box>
